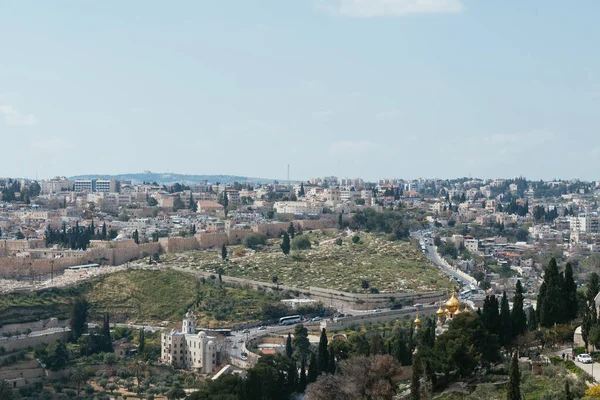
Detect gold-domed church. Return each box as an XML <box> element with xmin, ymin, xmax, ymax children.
<box><xmin>435</xmin><ymin>290</ymin><xmax>470</xmax><ymax>335</ymax></box>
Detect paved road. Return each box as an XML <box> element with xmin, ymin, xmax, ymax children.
<box><xmin>554</xmin><ymin>348</ymin><xmax>598</xmax><ymax>382</ymax></box>
<box><xmin>411</xmin><ymin>230</ymin><xmax>472</xmax><ymax>285</ymax></box>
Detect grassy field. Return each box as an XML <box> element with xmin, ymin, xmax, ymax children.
<box><xmin>164</xmin><ymin>231</ymin><xmax>448</xmax><ymax>293</ymax></box>
<box><xmin>0</xmin><ymin>269</ymin><xmax>286</xmax><ymax>327</ymax></box>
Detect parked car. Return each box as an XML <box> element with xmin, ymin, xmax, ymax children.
<box><xmin>312</xmin><ymin>317</ymin><xmax>322</xmax><ymax>322</ymax></box>
<box><xmin>577</xmin><ymin>354</ymin><xmax>593</xmax><ymax>363</ymax></box>
<box><xmin>258</xmin><ymin>325</ymin><xmax>266</xmax><ymax>330</ymax></box>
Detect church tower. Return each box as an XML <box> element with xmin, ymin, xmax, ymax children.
<box><xmin>182</xmin><ymin>310</ymin><xmax>195</xmax><ymax>335</ymax></box>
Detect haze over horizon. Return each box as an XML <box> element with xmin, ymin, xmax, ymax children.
<box><xmin>1</xmin><ymin>1</ymin><xmax>599</xmax><ymax>181</ymax></box>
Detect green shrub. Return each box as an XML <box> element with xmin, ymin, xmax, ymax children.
<box><xmin>292</xmin><ymin>235</ymin><xmax>312</xmax><ymax>250</ymax></box>
<box><xmin>243</xmin><ymin>233</ymin><xmax>267</xmax><ymax>249</ymax></box>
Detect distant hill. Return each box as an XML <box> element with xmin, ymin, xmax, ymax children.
<box><xmin>69</xmin><ymin>172</ymin><xmax>277</xmax><ymax>185</ymax></box>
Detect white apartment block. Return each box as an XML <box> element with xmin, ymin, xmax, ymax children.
<box><xmin>40</xmin><ymin>178</ymin><xmax>72</xmax><ymax>194</ymax></box>
<box><xmin>161</xmin><ymin>312</ymin><xmax>217</xmax><ymax>373</ymax></box>
<box><xmin>274</xmin><ymin>201</ymin><xmax>323</xmax><ymax>215</ymax></box>
<box><xmin>569</xmin><ymin>215</ymin><xmax>600</xmax><ymax>233</ymax></box>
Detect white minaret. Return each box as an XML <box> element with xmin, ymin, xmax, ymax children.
<box><xmin>182</xmin><ymin>310</ymin><xmax>195</xmax><ymax>335</ymax></box>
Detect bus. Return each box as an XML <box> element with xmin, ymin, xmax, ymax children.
<box><xmin>279</xmin><ymin>315</ymin><xmax>302</xmax><ymax>326</ymax></box>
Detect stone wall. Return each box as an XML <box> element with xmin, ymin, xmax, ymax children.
<box><xmin>0</xmin><ymin>329</ymin><xmax>70</xmax><ymax>353</ymax></box>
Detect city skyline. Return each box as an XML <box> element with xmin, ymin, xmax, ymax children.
<box><xmin>1</xmin><ymin>0</ymin><xmax>599</xmax><ymax>181</ymax></box>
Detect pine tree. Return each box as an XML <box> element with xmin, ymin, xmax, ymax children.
<box><xmin>318</xmin><ymin>328</ymin><xmax>328</xmax><ymax>374</ymax></box>
<box><xmin>281</xmin><ymin>232</ymin><xmax>291</xmax><ymax>255</ymax></box>
<box><xmin>307</xmin><ymin>352</ymin><xmax>318</xmax><ymax>383</ymax></box>
<box><xmin>221</xmin><ymin>244</ymin><xmax>227</xmax><ymax>261</ymax></box>
<box><xmin>507</xmin><ymin>351</ymin><xmax>521</xmax><ymax>400</ymax></box>
<box><xmin>500</xmin><ymin>291</ymin><xmax>512</xmax><ymax>346</ymax></box>
<box><xmin>286</xmin><ymin>333</ymin><xmax>293</xmax><ymax>358</ymax></box>
<box><xmin>511</xmin><ymin>280</ymin><xmax>527</xmax><ymax>338</ymax></box>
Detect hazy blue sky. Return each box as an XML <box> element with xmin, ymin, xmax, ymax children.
<box><xmin>1</xmin><ymin>1</ymin><xmax>599</xmax><ymax>181</ymax></box>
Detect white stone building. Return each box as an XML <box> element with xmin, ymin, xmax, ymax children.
<box><xmin>161</xmin><ymin>312</ymin><xmax>217</xmax><ymax>373</ymax></box>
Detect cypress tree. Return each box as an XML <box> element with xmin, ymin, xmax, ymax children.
<box><xmin>281</xmin><ymin>232</ymin><xmax>291</xmax><ymax>255</ymax></box>
<box><xmin>221</xmin><ymin>244</ymin><xmax>227</xmax><ymax>261</ymax></box>
<box><xmin>511</xmin><ymin>280</ymin><xmax>527</xmax><ymax>338</ymax></box>
<box><xmin>102</xmin><ymin>313</ymin><xmax>112</xmax><ymax>352</ymax></box>
<box><xmin>287</xmin><ymin>223</ymin><xmax>295</xmax><ymax>239</ymax></box>
<box><xmin>299</xmin><ymin>183</ymin><xmax>305</xmax><ymax>196</ymax></box>
<box><xmin>564</xmin><ymin>380</ymin><xmax>572</xmax><ymax>400</ymax></box>
<box><xmin>307</xmin><ymin>352</ymin><xmax>318</xmax><ymax>384</ymax></box>
<box><xmin>537</xmin><ymin>258</ymin><xmax>565</xmax><ymax>327</ymax></box>
<box><xmin>138</xmin><ymin>329</ymin><xmax>145</xmax><ymax>354</ymax></box>
<box><xmin>500</xmin><ymin>291</ymin><xmax>512</xmax><ymax>346</ymax></box>
<box><xmin>298</xmin><ymin>357</ymin><xmax>307</xmax><ymax>392</ymax></box>
<box><xmin>482</xmin><ymin>295</ymin><xmax>500</xmax><ymax>336</ymax></box>
<box><xmin>286</xmin><ymin>357</ymin><xmax>297</xmax><ymax>392</ymax></box>
<box><xmin>328</xmin><ymin>347</ymin><xmax>336</xmax><ymax>374</ymax></box>
<box><xmin>527</xmin><ymin>307</ymin><xmax>538</xmax><ymax>332</ymax></box>
<box><xmin>189</xmin><ymin>193</ymin><xmax>197</xmax><ymax>212</ymax></box>
<box><xmin>563</xmin><ymin>263</ymin><xmax>578</xmax><ymax>322</ymax></box>
<box><xmin>286</xmin><ymin>333</ymin><xmax>293</xmax><ymax>358</ymax></box>
<box><xmin>507</xmin><ymin>351</ymin><xmax>521</xmax><ymax>400</ymax></box>
<box><xmin>317</xmin><ymin>328</ymin><xmax>329</xmax><ymax>374</ymax></box>
<box><xmin>411</xmin><ymin>358</ymin><xmax>421</xmax><ymax>400</ymax></box>
<box><xmin>69</xmin><ymin>297</ymin><xmax>89</xmax><ymax>342</ymax></box>
<box><xmin>371</xmin><ymin>332</ymin><xmax>383</xmax><ymax>355</ymax></box>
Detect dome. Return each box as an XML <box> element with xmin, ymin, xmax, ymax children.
<box><xmin>454</xmin><ymin>308</ymin><xmax>462</xmax><ymax>316</ymax></box>
<box><xmin>462</xmin><ymin>305</ymin><xmax>470</xmax><ymax>313</ymax></box>
<box><xmin>445</xmin><ymin>292</ymin><xmax>461</xmax><ymax>313</ymax></box>
<box><xmin>207</xmin><ymin>340</ymin><xmax>215</xmax><ymax>346</ymax></box>
<box><xmin>198</xmin><ymin>331</ymin><xmax>207</xmax><ymax>338</ymax></box>
<box><xmin>436</xmin><ymin>306</ymin><xmax>445</xmax><ymax>317</ymax></box>
<box><xmin>413</xmin><ymin>315</ymin><xmax>421</xmax><ymax>326</ymax></box>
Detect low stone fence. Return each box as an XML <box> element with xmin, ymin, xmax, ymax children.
<box><xmin>319</xmin><ymin>306</ymin><xmax>437</xmax><ymax>331</ymax></box>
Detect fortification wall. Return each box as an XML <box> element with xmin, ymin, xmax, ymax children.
<box><xmin>197</xmin><ymin>232</ymin><xmax>229</xmax><ymax>249</ymax></box>
<box><xmin>159</xmin><ymin>237</ymin><xmax>200</xmax><ymax>253</ymax></box>
<box><xmin>252</xmin><ymin>223</ymin><xmax>289</xmax><ymax>238</ymax></box>
<box><xmin>228</xmin><ymin>229</ymin><xmax>254</xmax><ymax>245</ymax></box>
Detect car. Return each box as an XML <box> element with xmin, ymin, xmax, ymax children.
<box><xmin>240</xmin><ymin>355</ymin><xmax>248</xmax><ymax>361</ymax></box>
<box><xmin>312</xmin><ymin>317</ymin><xmax>322</xmax><ymax>322</ymax></box>
<box><xmin>258</xmin><ymin>325</ymin><xmax>266</xmax><ymax>330</ymax></box>
<box><xmin>577</xmin><ymin>354</ymin><xmax>593</xmax><ymax>363</ymax></box>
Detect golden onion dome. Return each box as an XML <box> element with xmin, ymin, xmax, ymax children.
<box><xmin>436</xmin><ymin>306</ymin><xmax>445</xmax><ymax>317</ymax></box>
<box><xmin>454</xmin><ymin>307</ymin><xmax>462</xmax><ymax>316</ymax></box>
<box><xmin>462</xmin><ymin>305</ymin><xmax>470</xmax><ymax>313</ymax></box>
<box><xmin>445</xmin><ymin>292</ymin><xmax>461</xmax><ymax>313</ymax></box>
<box><xmin>414</xmin><ymin>314</ymin><xmax>421</xmax><ymax>326</ymax></box>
